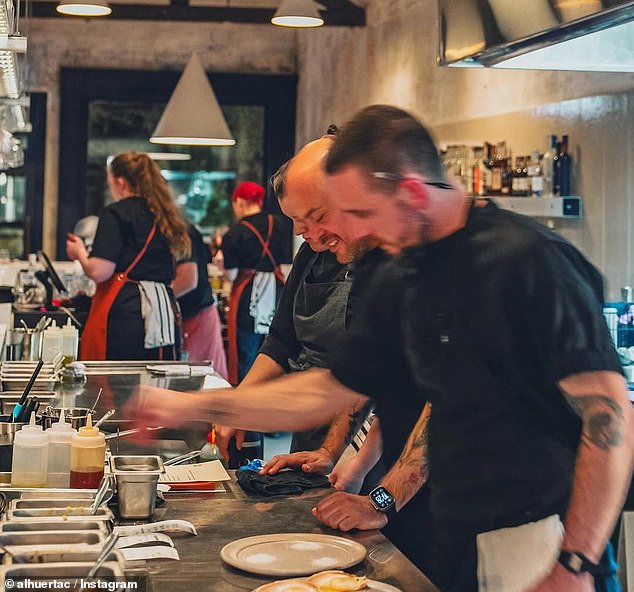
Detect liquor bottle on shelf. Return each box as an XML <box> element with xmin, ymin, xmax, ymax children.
<box><xmin>482</xmin><ymin>142</ymin><xmax>495</xmax><ymax>194</ymax></box>
<box><xmin>501</xmin><ymin>156</ymin><xmax>513</xmax><ymax>196</ymax></box>
<box><xmin>471</xmin><ymin>146</ymin><xmax>485</xmax><ymax>196</ymax></box>
<box><xmin>490</xmin><ymin>142</ymin><xmax>506</xmax><ymax>195</ymax></box>
<box><xmin>512</xmin><ymin>156</ymin><xmax>530</xmax><ymax>196</ymax></box>
<box><xmin>558</xmin><ymin>134</ymin><xmax>572</xmax><ymax>196</ymax></box>
<box><xmin>552</xmin><ymin>137</ymin><xmax>561</xmax><ymax>195</ymax></box>
<box><xmin>541</xmin><ymin>136</ymin><xmax>557</xmax><ymax>196</ymax></box>
<box><xmin>527</xmin><ymin>150</ymin><xmax>544</xmax><ymax>197</ymax></box>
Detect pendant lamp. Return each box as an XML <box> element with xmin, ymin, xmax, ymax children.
<box><xmin>271</xmin><ymin>0</ymin><xmax>324</xmax><ymax>28</ymax></box>
<box><xmin>56</xmin><ymin>0</ymin><xmax>111</xmax><ymax>16</ymax></box>
<box><xmin>150</xmin><ymin>53</ymin><xmax>235</xmax><ymax>147</ymax></box>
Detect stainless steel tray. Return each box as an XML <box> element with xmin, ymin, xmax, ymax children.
<box><xmin>0</xmin><ymin>561</ymin><xmax>124</xmax><ymax>577</ymax></box>
<box><xmin>0</xmin><ymin>520</ymin><xmax>108</xmax><ymax>533</ymax></box>
<box><xmin>0</xmin><ymin>530</ymin><xmax>104</xmax><ymax>546</ymax></box>
<box><xmin>5</xmin><ymin>549</ymin><xmax>123</xmax><ymax>565</ymax></box>
<box><xmin>7</xmin><ymin>506</ymin><xmax>113</xmax><ymax>521</ymax></box>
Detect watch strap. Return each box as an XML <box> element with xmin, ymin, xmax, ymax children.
<box><xmin>558</xmin><ymin>550</ymin><xmax>602</xmax><ymax>575</ymax></box>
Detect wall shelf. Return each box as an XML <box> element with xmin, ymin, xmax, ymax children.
<box><xmin>489</xmin><ymin>196</ymin><xmax>582</xmax><ymax>218</ymax></box>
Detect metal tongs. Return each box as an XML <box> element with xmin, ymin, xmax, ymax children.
<box><xmin>163</xmin><ymin>450</ymin><xmax>202</xmax><ymax>466</ymax></box>
<box><xmin>87</xmin><ymin>531</ymin><xmax>119</xmax><ymax>578</ymax></box>
<box><xmin>90</xmin><ymin>474</ymin><xmax>115</xmax><ymax>515</ymax></box>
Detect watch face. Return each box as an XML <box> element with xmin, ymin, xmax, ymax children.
<box><xmin>370</xmin><ymin>486</ymin><xmax>394</xmax><ymax>510</ymax></box>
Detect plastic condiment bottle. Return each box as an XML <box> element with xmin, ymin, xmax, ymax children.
<box><xmin>61</xmin><ymin>318</ymin><xmax>79</xmax><ymax>364</ymax></box>
<box><xmin>199</xmin><ymin>427</ymin><xmax>227</xmax><ymax>466</ymax></box>
<box><xmin>46</xmin><ymin>409</ymin><xmax>76</xmax><ymax>487</ymax></box>
<box><xmin>11</xmin><ymin>412</ymin><xmax>49</xmax><ymax>488</ymax></box>
<box><xmin>70</xmin><ymin>414</ymin><xmax>106</xmax><ymax>488</ymax></box>
<box><xmin>41</xmin><ymin>321</ymin><xmax>63</xmax><ymax>362</ymax></box>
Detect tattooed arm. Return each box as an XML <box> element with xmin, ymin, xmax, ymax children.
<box><xmin>312</xmin><ymin>403</ymin><xmax>431</xmax><ymax>531</ymax></box>
<box><xmin>380</xmin><ymin>402</ymin><xmax>431</xmax><ymax>510</ymax></box>
<box><xmin>530</xmin><ymin>370</ymin><xmax>634</xmax><ymax>592</ymax></box>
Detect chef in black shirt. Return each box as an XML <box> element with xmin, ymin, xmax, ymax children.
<box><xmin>67</xmin><ymin>152</ymin><xmax>190</xmax><ymax>361</ymax></box>
<box><xmin>129</xmin><ymin>106</ymin><xmax>633</xmax><ymax>592</ymax></box>
<box><xmin>220</xmin><ymin>181</ymin><xmax>289</xmax><ymax>385</ymax></box>
<box><xmin>174</xmin><ymin>224</ymin><xmax>227</xmax><ymax>377</ymax></box>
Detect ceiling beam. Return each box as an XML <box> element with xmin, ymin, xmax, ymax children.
<box><xmin>27</xmin><ymin>1</ymin><xmax>365</xmax><ymax>26</ymax></box>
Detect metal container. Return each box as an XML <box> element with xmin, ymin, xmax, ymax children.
<box><xmin>1</xmin><ymin>377</ymin><xmax>57</xmax><ymax>391</ymax></box>
<box><xmin>19</xmin><ymin>491</ymin><xmax>94</xmax><ymax>500</ymax></box>
<box><xmin>0</xmin><ymin>561</ymin><xmax>124</xmax><ymax>578</ymax></box>
<box><xmin>5</xmin><ymin>549</ymin><xmax>123</xmax><ymax>565</ymax></box>
<box><xmin>0</xmin><ymin>530</ymin><xmax>104</xmax><ymax>547</ymax></box>
<box><xmin>0</xmin><ymin>520</ymin><xmax>108</xmax><ymax>533</ymax></box>
<box><xmin>41</xmin><ymin>406</ymin><xmax>91</xmax><ymax>430</ymax></box>
<box><xmin>7</xmin><ymin>506</ymin><xmax>114</xmax><ymax>521</ymax></box>
<box><xmin>9</xmin><ymin>499</ymin><xmax>103</xmax><ymax>511</ymax></box>
<box><xmin>0</xmin><ymin>420</ymin><xmax>27</xmax><ymax>472</ymax></box>
<box><xmin>110</xmin><ymin>455</ymin><xmax>165</xmax><ymax>519</ymax></box>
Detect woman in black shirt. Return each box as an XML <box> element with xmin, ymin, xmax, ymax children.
<box><xmin>66</xmin><ymin>152</ymin><xmax>191</xmax><ymax>360</ymax></box>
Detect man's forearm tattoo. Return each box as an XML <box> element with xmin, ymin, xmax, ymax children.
<box><xmin>564</xmin><ymin>393</ymin><xmax>624</xmax><ymax>451</ymax></box>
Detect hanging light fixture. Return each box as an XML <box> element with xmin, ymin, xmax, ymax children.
<box><xmin>56</xmin><ymin>0</ymin><xmax>112</xmax><ymax>17</ymax></box>
<box><xmin>271</xmin><ymin>0</ymin><xmax>324</xmax><ymax>28</ymax></box>
<box><xmin>150</xmin><ymin>53</ymin><xmax>235</xmax><ymax>147</ymax></box>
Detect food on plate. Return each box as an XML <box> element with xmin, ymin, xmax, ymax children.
<box><xmin>258</xmin><ymin>581</ymin><xmax>319</xmax><ymax>592</ymax></box>
<box><xmin>307</xmin><ymin>570</ymin><xmax>368</xmax><ymax>591</ymax></box>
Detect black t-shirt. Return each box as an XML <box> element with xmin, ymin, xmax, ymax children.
<box><xmin>331</xmin><ymin>202</ymin><xmax>623</xmax><ymax>527</ymax></box>
<box><xmin>177</xmin><ymin>225</ymin><xmax>215</xmax><ymax>320</ymax></box>
<box><xmin>91</xmin><ymin>196</ymin><xmax>175</xmax><ymax>283</ymax></box>
<box><xmin>221</xmin><ymin>211</ymin><xmax>290</xmax><ymax>330</ymax></box>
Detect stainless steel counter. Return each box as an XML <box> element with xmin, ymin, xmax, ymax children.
<box><xmin>145</xmin><ymin>482</ymin><xmax>437</xmax><ymax>592</ymax></box>
<box><xmin>50</xmin><ymin>365</ymin><xmax>437</xmax><ymax>592</ymax></box>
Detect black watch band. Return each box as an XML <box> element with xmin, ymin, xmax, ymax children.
<box><xmin>558</xmin><ymin>550</ymin><xmax>601</xmax><ymax>575</ymax></box>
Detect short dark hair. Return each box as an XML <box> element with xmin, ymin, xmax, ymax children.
<box><xmin>325</xmin><ymin>105</ymin><xmax>445</xmax><ymax>184</ymax></box>
<box><xmin>270</xmin><ymin>160</ymin><xmax>289</xmax><ymax>200</ymax></box>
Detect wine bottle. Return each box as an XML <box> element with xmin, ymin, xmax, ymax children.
<box><xmin>558</xmin><ymin>134</ymin><xmax>572</xmax><ymax>196</ymax></box>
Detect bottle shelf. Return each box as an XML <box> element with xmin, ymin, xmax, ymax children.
<box><xmin>486</xmin><ymin>196</ymin><xmax>582</xmax><ymax>219</ymax></box>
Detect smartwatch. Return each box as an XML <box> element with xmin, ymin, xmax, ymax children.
<box><xmin>368</xmin><ymin>485</ymin><xmax>397</xmax><ymax>521</ymax></box>
<box><xmin>558</xmin><ymin>550</ymin><xmax>602</xmax><ymax>575</ymax></box>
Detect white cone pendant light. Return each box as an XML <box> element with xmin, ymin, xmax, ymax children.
<box><xmin>271</xmin><ymin>0</ymin><xmax>324</xmax><ymax>28</ymax></box>
<box><xmin>56</xmin><ymin>0</ymin><xmax>111</xmax><ymax>16</ymax></box>
<box><xmin>150</xmin><ymin>53</ymin><xmax>235</xmax><ymax>147</ymax></box>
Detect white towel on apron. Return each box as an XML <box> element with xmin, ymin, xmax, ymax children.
<box><xmin>249</xmin><ymin>271</ymin><xmax>276</xmax><ymax>335</ymax></box>
<box><xmin>138</xmin><ymin>281</ymin><xmax>175</xmax><ymax>349</ymax></box>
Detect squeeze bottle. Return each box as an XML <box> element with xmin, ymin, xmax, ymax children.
<box><xmin>46</xmin><ymin>409</ymin><xmax>76</xmax><ymax>487</ymax></box>
<box><xmin>11</xmin><ymin>412</ymin><xmax>48</xmax><ymax>487</ymax></box>
<box><xmin>61</xmin><ymin>318</ymin><xmax>79</xmax><ymax>363</ymax></box>
<box><xmin>70</xmin><ymin>414</ymin><xmax>106</xmax><ymax>488</ymax></box>
<box><xmin>41</xmin><ymin>321</ymin><xmax>63</xmax><ymax>362</ymax></box>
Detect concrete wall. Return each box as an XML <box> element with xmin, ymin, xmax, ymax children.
<box><xmin>25</xmin><ymin>18</ymin><xmax>297</xmax><ymax>253</ymax></box>
<box><xmin>295</xmin><ymin>0</ymin><xmax>634</xmax><ymax>299</ymax></box>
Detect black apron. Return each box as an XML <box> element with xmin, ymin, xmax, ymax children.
<box><xmin>288</xmin><ymin>251</ymin><xmax>353</xmax><ymax>453</ymax></box>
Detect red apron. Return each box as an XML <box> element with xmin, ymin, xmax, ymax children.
<box><xmin>227</xmin><ymin>215</ymin><xmax>285</xmax><ymax>385</ymax></box>
<box><xmin>80</xmin><ymin>225</ymin><xmax>157</xmax><ymax>361</ymax></box>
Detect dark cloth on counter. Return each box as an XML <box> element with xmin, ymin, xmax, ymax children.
<box><xmin>89</xmin><ymin>196</ymin><xmax>178</xmax><ymax>360</ymax></box>
<box><xmin>221</xmin><ymin>211</ymin><xmax>289</xmax><ymax>332</ymax></box>
<box><xmin>236</xmin><ymin>468</ymin><xmax>330</xmax><ymax>496</ymax></box>
<box><xmin>330</xmin><ymin>202</ymin><xmax>623</xmax><ymax>592</ymax></box>
<box><xmin>178</xmin><ymin>224</ymin><xmax>215</xmax><ymax>320</ymax></box>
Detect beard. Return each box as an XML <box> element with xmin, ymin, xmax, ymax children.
<box><xmin>335</xmin><ymin>236</ymin><xmax>377</xmax><ymax>264</ymax></box>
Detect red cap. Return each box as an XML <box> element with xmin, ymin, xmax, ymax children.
<box><xmin>232</xmin><ymin>181</ymin><xmax>265</xmax><ymax>206</ymax></box>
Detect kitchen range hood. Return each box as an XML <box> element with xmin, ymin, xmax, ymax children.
<box><xmin>438</xmin><ymin>0</ymin><xmax>634</xmax><ymax>72</ymax></box>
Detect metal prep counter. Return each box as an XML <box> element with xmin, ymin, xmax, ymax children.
<box><xmin>38</xmin><ymin>363</ymin><xmax>438</xmax><ymax>592</ymax></box>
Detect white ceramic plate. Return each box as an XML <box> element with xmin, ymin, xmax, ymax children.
<box><xmin>253</xmin><ymin>577</ymin><xmax>402</xmax><ymax>592</ymax></box>
<box><xmin>221</xmin><ymin>533</ymin><xmax>367</xmax><ymax>576</ymax></box>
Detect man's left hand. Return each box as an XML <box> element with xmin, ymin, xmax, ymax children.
<box><xmin>260</xmin><ymin>449</ymin><xmax>334</xmax><ymax>475</ymax></box>
<box><xmin>528</xmin><ymin>562</ymin><xmax>593</xmax><ymax>592</ymax></box>
<box><xmin>312</xmin><ymin>491</ymin><xmax>387</xmax><ymax>532</ymax></box>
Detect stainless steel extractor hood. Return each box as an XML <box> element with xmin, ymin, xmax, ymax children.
<box><xmin>438</xmin><ymin>0</ymin><xmax>634</xmax><ymax>72</ymax></box>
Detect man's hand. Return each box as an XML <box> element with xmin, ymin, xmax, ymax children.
<box><xmin>215</xmin><ymin>425</ymin><xmax>244</xmax><ymax>462</ymax></box>
<box><xmin>124</xmin><ymin>385</ymin><xmax>210</xmax><ymax>440</ymax></box>
<box><xmin>527</xmin><ymin>562</ymin><xmax>593</xmax><ymax>592</ymax></box>
<box><xmin>312</xmin><ymin>491</ymin><xmax>387</xmax><ymax>532</ymax></box>
<box><xmin>328</xmin><ymin>455</ymin><xmax>368</xmax><ymax>494</ymax></box>
<box><xmin>260</xmin><ymin>448</ymin><xmax>335</xmax><ymax>475</ymax></box>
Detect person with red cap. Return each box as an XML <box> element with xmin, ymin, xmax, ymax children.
<box><xmin>220</xmin><ymin>181</ymin><xmax>289</xmax><ymax>387</ymax></box>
